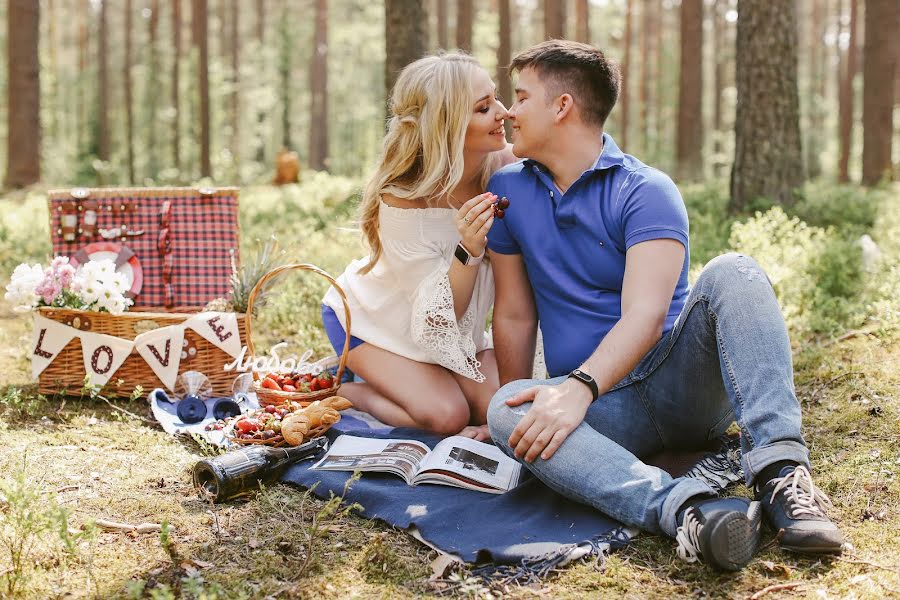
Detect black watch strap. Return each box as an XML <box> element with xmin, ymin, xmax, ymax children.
<box><xmin>568</xmin><ymin>369</ymin><xmax>599</xmax><ymax>401</ymax></box>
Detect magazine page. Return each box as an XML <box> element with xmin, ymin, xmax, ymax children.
<box><xmin>311</xmin><ymin>435</ymin><xmax>430</xmax><ymax>484</ymax></box>
<box><xmin>414</xmin><ymin>436</ymin><xmax>521</xmax><ymax>492</ymax></box>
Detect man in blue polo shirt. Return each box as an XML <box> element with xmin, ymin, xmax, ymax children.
<box><xmin>483</xmin><ymin>40</ymin><xmax>843</xmax><ymax>571</ymax></box>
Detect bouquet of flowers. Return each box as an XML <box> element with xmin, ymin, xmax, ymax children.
<box><xmin>5</xmin><ymin>257</ymin><xmax>133</xmax><ymax>315</ymax></box>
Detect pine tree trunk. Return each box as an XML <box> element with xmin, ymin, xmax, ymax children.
<box><xmin>193</xmin><ymin>0</ymin><xmax>211</xmax><ymax>178</ymax></box>
<box><xmin>676</xmin><ymin>0</ymin><xmax>703</xmax><ymax>181</ymax></box>
<box><xmin>172</xmin><ymin>0</ymin><xmax>182</xmax><ymax>172</ymax></box>
<box><xmin>5</xmin><ymin>0</ymin><xmax>41</xmax><ymax>188</ymax></box>
<box><xmin>308</xmin><ymin>0</ymin><xmax>329</xmax><ymax>171</ymax></box>
<box><xmin>385</xmin><ymin>0</ymin><xmax>426</xmax><ymax>106</ymax></box>
<box><xmin>124</xmin><ymin>0</ymin><xmax>135</xmax><ymax>184</ymax></box>
<box><xmin>543</xmin><ymin>0</ymin><xmax>565</xmax><ymax>40</ymax></box>
<box><xmin>655</xmin><ymin>0</ymin><xmax>666</xmax><ymax>157</ymax></box>
<box><xmin>838</xmin><ymin>0</ymin><xmax>858</xmax><ymax>183</ymax></box>
<box><xmin>457</xmin><ymin>0</ymin><xmax>473</xmax><ymax>52</ymax></box>
<box><xmin>278</xmin><ymin>0</ymin><xmax>292</xmax><ymax>149</ymax></box>
<box><xmin>620</xmin><ymin>0</ymin><xmax>632</xmax><ymax>150</ymax></box>
<box><xmin>498</xmin><ymin>0</ymin><xmax>512</xmax><ymax>137</ymax></box>
<box><xmin>77</xmin><ymin>2</ymin><xmax>89</xmax><ymax>154</ymax></box>
<box><xmin>436</xmin><ymin>0</ymin><xmax>448</xmax><ymax>49</ymax></box>
<box><xmin>639</xmin><ymin>0</ymin><xmax>652</xmax><ymax>153</ymax></box>
<box><xmin>575</xmin><ymin>0</ymin><xmax>589</xmax><ymax>43</ymax></box>
<box><xmin>230</xmin><ymin>0</ymin><xmax>240</xmax><ymax>170</ymax></box>
<box><xmin>256</xmin><ymin>0</ymin><xmax>265</xmax><ymax>41</ymax></box>
<box><xmin>712</xmin><ymin>0</ymin><xmax>725</xmax><ymax>176</ymax></box>
<box><xmin>861</xmin><ymin>0</ymin><xmax>899</xmax><ymax>185</ymax></box>
<box><xmin>729</xmin><ymin>0</ymin><xmax>804</xmax><ymax>212</ymax></box>
<box><xmin>255</xmin><ymin>0</ymin><xmax>266</xmax><ymax>162</ymax></box>
<box><xmin>147</xmin><ymin>0</ymin><xmax>160</xmax><ymax>178</ymax></box>
<box><xmin>805</xmin><ymin>0</ymin><xmax>824</xmax><ymax>178</ymax></box>
<box><xmin>98</xmin><ymin>0</ymin><xmax>110</xmax><ymax>162</ymax></box>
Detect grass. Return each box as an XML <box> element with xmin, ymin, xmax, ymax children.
<box><xmin>0</xmin><ymin>179</ymin><xmax>897</xmax><ymax>599</ymax></box>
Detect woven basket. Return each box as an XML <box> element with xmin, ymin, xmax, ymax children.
<box><xmin>225</xmin><ymin>422</ymin><xmax>335</xmax><ymax>448</ymax></box>
<box><xmin>245</xmin><ymin>264</ymin><xmax>352</xmax><ymax>408</ymax></box>
<box><xmin>36</xmin><ymin>307</ymin><xmax>247</xmax><ymax>398</ymax></box>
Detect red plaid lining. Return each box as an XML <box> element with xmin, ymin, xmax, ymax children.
<box><xmin>49</xmin><ymin>190</ymin><xmax>240</xmax><ymax>308</ymax></box>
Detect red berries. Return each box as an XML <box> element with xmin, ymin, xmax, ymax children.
<box><xmin>492</xmin><ymin>196</ymin><xmax>510</xmax><ymax>219</ymax></box>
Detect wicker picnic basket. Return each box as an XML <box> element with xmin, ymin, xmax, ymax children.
<box><xmin>36</xmin><ymin>307</ymin><xmax>248</xmax><ymax>399</ymax></box>
<box><xmin>244</xmin><ymin>263</ymin><xmax>352</xmax><ymax>408</ymax></box>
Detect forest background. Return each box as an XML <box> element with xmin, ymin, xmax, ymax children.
<box><xmin>0</xmin><ymin>1</ymin><xmax>898</xmax><ymax>599</ymax></box>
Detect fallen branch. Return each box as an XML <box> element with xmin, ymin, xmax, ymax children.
<box><xmin>750</xmin><ymin>581</ymin><xmax>804</xmax><ymax>599</ymax></box>
<box><xmin>808</xmin><ymin>371</ymin><xmax>865</xmax><ymax>403</ymax></box>
<box><xmin>837</xmin><ymin>556</ymin><xmax>900</xmax><ymax>575</ymax></box>
<box><xmin>95</xmin><ymin>518</ymin><xmax>162</xmax><ymax>533</ymax></box>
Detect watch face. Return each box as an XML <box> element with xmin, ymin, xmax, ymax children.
<box><xmin>454</xmin><ymin>243</ymin><xmax>470</xmax><ymax>265</ymax></box>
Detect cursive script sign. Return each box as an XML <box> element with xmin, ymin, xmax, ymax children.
<box><xmin>223</xmin><ymin>342</ymin><xmax>328</xmax><ymax>374</ymax></box>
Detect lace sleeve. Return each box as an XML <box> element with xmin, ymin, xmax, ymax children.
<box><xmin>410</xmin><ymin>265</ymin><xmax>485</xmax><ymax>382</ymax></box>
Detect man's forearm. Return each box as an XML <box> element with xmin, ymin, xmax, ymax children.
<box><xmin>493</xmin><ymin>316</ymin><xmax>537</xmax><ymax>385</ymax></box>
<box><xmin>580</xmin><ymin>310</ymin><xmax>665</xmax><ymax>395</ymax></box>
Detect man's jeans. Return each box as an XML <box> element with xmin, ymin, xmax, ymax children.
<box><xmin>487</xmin><ymin>253</ymin><xmax>809</xmax><ymax>537</ymax></box>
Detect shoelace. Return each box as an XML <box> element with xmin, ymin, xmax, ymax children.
<box><xmin>675</xmin><ymin>509</ymin><xmax>702</xmax><ymax>563</ymax></box>
<box><xmin>769</xmin><ymin>466</ymin><xmax>833</xmax><ymax>518</ymax></box>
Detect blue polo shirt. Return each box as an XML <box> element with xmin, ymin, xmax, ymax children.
<box><xmin>486</xmin><ymin>134</ymin><xmax>690</xmax><ymax>378</ymax></box>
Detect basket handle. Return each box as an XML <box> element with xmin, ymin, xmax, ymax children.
<box><xmin>244</xmin><ymin>263</ymin><xmax>352</xmax><ymax>385</ymax></box>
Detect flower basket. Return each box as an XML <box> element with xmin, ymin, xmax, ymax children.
<box><xmin>36</xmin><ymin>307</ymin><xmax>248</xmax><ymax>399</ymax></box>
<box><xmin>244</xmin><ymin>264</ymin><xmax>351</xmax><ymax>408</ymax></box>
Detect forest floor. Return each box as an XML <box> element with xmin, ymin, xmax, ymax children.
<box><xmin>0</xmin><ymin>181</ymin><xmax>897</xmax><ymax>599</ymax></box>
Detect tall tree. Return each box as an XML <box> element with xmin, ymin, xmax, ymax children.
<box><xmin>124</xmin><ymin>0</ymin><xmax>135</xmax><ymax>183</ymax></box>
<box><xmin>4</xmin><ymin>0</ymin><xmax>41</xmax><ymax>188</ymax></box>
<box><xmin>805</xmin><ymin>0</ymin><xmax>826</xmax><ymax>178</ymax></box>
<box><xmin>457</xmin><ymin>0</ymin><xmax>473</xmax><ymax>52</ymax></box>
<box><xmin>676</xmin><ymin>0</ymin><xmax>703</xmax><ymax>181</ymax></box>
<box><xmin>498</xmin><ymin>0</ymin><xmax>512</xmax><ymax>137</ymax></box>
<box><xmin>838</xmin><ymin>0</ymin><xmax>858</xmax><ymax>183</ymax></box>
<box><xmin>98</xmin><ymin>0</ymin><xmax>110</xmax><ymax>162</ymax></box>
<box><xmin>639</xmin><ymin>0</ymin><xmax>652</xmax><ymax>152</ymax></box>
<box><xmin>172</xmin><ymin>0</ymin><xmax>182</xmax><ymax>172</ymax></box>
<box><xmin>277</xmin><ymin>0</ymin><xmax>293</xmax><ymax>149</ymax></box>
<box><xmin>729</xmin><ymin>0</ymin><xmax>803</xmax><ymax>212</ymax></box>
<box><xmin>712</xmin><ymin>0</ymin><xmax>726</xmax><ymax>175</ymax></box>
<box><xmin>861</xmin><ymin>0</ymin><xmax>899</xmax><ymax>185</ymax></box>
<box><xmin>436</xmin><ymin>0</ymin><xmax>448</xmax><ymax>49</ymax></box>
<box><xmin>543</xmin><ymin>0</ymin><xmax>565</xmax><ymax>39</ymax></box>
<box><xmin>309</xmin><ymin>0</ymin><xmax>329</xmax><ymax>171</ymax></box>
<box><xmin>229</xmin><ymin>0</ymin><xmax>240</xmax><ymax>170</ymax></box>
<box><xmin>574</xmin><ymin>0</ymin><xmax>589</xmax><ymax>43</ymax></box>
<box><xmin>385</xmin><ymin>0</ymin><xmax>426</xmax><ymax>105</ymax></box>
<box><xmin>255</xmin><ymin>0</ymin><xmax>266</xmax><ymax>162</ymax></box>
<box><xmin>146</xmin><ymin>0</ymin><xmax>160</xmax><ymax>179</ymax></box>
<box><xmin>77</xmin><ymin>3</ymin><xmax>89</xmax><ymax>154</ymax></box>
<box><xmin>620</xmin><ymin>0</ymin><xmax>633</xmax><ymax>150</ymax></box>
<box><xmin>193</xmin><ymin>0</ymin><xmax>211</xmax><ymax>178</ymax></box>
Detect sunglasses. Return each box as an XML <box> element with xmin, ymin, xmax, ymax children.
<box><xmin>152</xmin><ymin>389</ymin><xmax>244</xmax><ymax>424</ymax></box>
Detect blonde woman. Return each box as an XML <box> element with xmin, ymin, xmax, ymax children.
<box><xmin>321</xmin><ymin>53</ymin><xmax>515</xmax><ymax>439</ymax></box>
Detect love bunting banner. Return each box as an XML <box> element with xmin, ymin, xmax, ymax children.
<box><xmin>79</xmin><ymin>331</ymin><xmax>136</xmax><ymax>388</ymax></box>
<box><xmin>134</xmin><ymin>325</ymin><xmax>184</xmax><ymax>392</ymax></box>
<box><xmin>31</xmin><ymin>314</ymin><xmax>80</xmax><ymax>379</ymax></box>
<box><xmin>183</xmin><ymin>312</ymin><xmax>242</xmax><ymax>358</ymax></box>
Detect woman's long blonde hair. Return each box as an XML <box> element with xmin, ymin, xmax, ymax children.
<box><xmin>358</xmin><ymin>52</ymin><xmax>501</xmax><ymax>274</ymax></box>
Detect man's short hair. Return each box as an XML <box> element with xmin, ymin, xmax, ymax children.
<box><xmin>510</xmin><ymin>40</ymin><xmax>620</xmax><ymax>129</ymax></box>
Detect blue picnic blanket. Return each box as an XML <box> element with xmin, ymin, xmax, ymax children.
<box><xmin>280</xmin><ymin>414</ymin><xmax>742</xmax><ymax>582</ymax></box>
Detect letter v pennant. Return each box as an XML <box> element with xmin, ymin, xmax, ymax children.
<box><xmin>134</xmin><ymin>326</ymin><xmax>185</xmax><ymax>391</ymax></box>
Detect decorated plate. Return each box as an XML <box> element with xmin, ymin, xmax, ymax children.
<box><xmin>69</xmin><ymin>241</ymin><xmax>144</xmax><ymax>298</ymax></box>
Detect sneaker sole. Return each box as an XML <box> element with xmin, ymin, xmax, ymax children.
<box><xmin>703</xmin><ymin>511</ymin><xmax>760</xmax><ymax>571</ymax></box>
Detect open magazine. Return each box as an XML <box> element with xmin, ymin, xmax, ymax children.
<box><xmin>312</xmin><ymin>434</ymin><xmax>522</xmax><ymax>494</ymax></box>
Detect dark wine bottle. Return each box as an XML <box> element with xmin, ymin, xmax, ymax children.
<box><xmin>193</xmin><ymin>437</ymin><xmax>329</xmax><ymax>503</ymax></box>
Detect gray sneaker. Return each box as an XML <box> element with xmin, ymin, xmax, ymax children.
<box><xmin>675</xmin><ymin>497</ymin><xmax>762</xmax><ymax>571</ymax></box>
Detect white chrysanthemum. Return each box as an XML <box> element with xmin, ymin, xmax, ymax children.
<box><xmin>72</xmin><ymin>259</ymin><xmax>132</xmax><ymax>314</ymax></box>
<box><xmin>4</xmin><ymin>263</ymin><xmax>44</xmax><ymax>312</ymax></box>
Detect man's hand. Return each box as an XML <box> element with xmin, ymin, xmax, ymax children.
<box><xmin>507</xmin><ymin>379</ymin><xmax>593</xmax><ymax>463</ymax></box>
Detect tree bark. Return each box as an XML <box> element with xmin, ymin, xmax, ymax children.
<box><xmin>639</xmin><ymin>0</ymin><xmax>652</xmax><ymax>153</ymax></box>
<box><xmin>729</xmin><ymin>0</ymin><xmax>804</xmax><ymax>212</ymax></box>
<box><xmin>838</xmin><ymin>0</ymin><xmax>858</xmax><ymax>183</ymax></box>
<box><xmin>676</xmin><ymin>0</ymin><xmax>703</xmax><ymax>181</ymax></box>
<box><xmin>804</xmin><ymin>0</ymin><xmax>825</xmax><ymax>178</ymax></box>
<box><xmin>230</xmin><ymin>0</ymin><xmax>240</xmax><ymax>170</ymax></box>
<box><xmin>575</xmin><ymin>0</ymin><xmax>589</xmax><ymax>43</ymax></box>
<box><xmin>193</xmin><ymin>0</ymin><xmax>211</xmax><ymax>178</ymax></box>
<box><xmin>498</xmin><ymin>0</ymin><xmax>512</xmax><ymax>137</ymax></box>
<box><xmin>456</xmin><ymin>0</ymin><xmax>473</xmax><ymax>52</ymax></box>
<box><xmin>861</xmin><ymin>0</ymin><xmax>898</xmax><ymax>185</ymax></box>
<box><xmin>124</xmin><ymin>0</ymin><xmax>135</xmax><ymax>183</ymax></box>
<box><xmin>146</xmin><ymin>0</ymin><xmax>160</xmax><ymax>178</ymax></box>
<box><xmin>256</xmin><ymin>0</ymin><xmax>265</xmax><ymax>41</ymax></box>
<box><xmin>620</xmin><ymin>0</ymin><xmax>632</xmax><ymax>150</ymax></box>
<box><xmin>5</xmin><ymin>0</ymin><xmax>41</xmax><ymax>188</ymax></box>
<box><xmin>308</xmin><ymin>0</ymin><xmax>329</xmax><ymax>171</ymax></box>
<box><xmin>98</xmin><ymin>0</ymin><xmax>110</xmax><ymax>162</ymax></box>
<box><xmin>385</xmin><ymin>0</ymin><xmax>427</xmax><ymax>108</ymax></box>
<box><xmin>278</xmin><ymin>0</ymin><xmax>292</xmax><ymax>149</ymax></box>
<box><xmin>543</xmin><ymin>0</ymin><xmax>565</xmax><ymax>40</ymax></box>
<box><xmin>436</xmin><ymin>0</ymin><xmax>448</xmax><ymax>49</ymax></box>
<box><xmin>255</xmin><ymin>0</ymin><xmax>266</xmax><ymax>162</ymax></box>
<box><xmin>77</xmin><ymin>0</ymin><xmax>89</xmax><ymax>153</ymax></box>
<box><xmin>712</xmin><ymin>0</ymin><xmax>725</xmax><ymax>175</ymax></box>
<box><xmin>172</xmin><ymin>0</ymin><xmax>182</xmax><ymax>171</ymax></box>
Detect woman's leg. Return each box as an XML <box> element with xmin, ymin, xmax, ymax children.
<box><xmin>450</xmin><ymin>349</ymin><xmax>499</xmax><ymax>441</ymax></box>
<box><xmin>342</xmin><ymin>343</ymin><xmax>471</xmax><ymax>435</ymax></box>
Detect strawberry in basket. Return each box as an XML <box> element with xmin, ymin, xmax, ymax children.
<box><xmin>260</xmin><ymin>370</ymin><xmax>334</xmax><ymax>393</ymax></box>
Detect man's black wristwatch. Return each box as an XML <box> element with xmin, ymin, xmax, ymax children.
<box><xmin>568</xmin><ymin>368</ymin><xmax>599</xmax><ymax>401</ymax></box>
